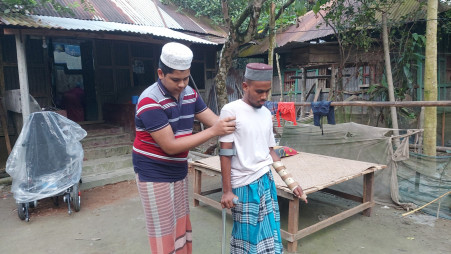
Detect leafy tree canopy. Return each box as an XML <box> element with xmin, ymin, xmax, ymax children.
<box><xmin>162</xmin><ymin>0</ymin><xmax>319</xmax><ymax>36</ymax></box>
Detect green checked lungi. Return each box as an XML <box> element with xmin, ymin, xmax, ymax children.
<box><xmin>231</xmin><ymin>170</ymin><xmax>283</xmax><ymax>254</ymax></box>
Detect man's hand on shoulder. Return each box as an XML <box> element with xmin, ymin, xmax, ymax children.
<box><xmin>212</xmin><ymin>116</ymin><xmax>236</xmax><ymax>136</ymax></box>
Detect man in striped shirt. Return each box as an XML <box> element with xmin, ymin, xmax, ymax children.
<box><xmin>133</xmin><ymin>42</ymin><xmax>235</xmax><ymax>254</ymax></box>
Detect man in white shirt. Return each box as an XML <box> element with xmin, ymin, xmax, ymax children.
<box><xmin>219</xmin><ymin>63</ymin><xmax>307</xmax><ymax>254</ymax></box>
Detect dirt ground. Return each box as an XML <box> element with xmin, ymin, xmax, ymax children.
<box><xmin>1</xmin><ymin>175</ymin><xmax>450</xmax><ymax>254</ymax></box>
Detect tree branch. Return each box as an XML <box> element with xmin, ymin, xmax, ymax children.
<box><xmin>233</xmin><ymin>3</ymin><xmax>254</xmax><ymax>31</ymax></box>
<box><xmin>221</xmin><ymin>0</ymin><xmax>232</xmax><ymax>31</ymax></box>
<box><xmin>258</xmin><ymin>0</ymin><xmax>296</xmax><ymax>38</ymax></box>
<box><xmin>235</xmin><ymin>0</ymin><xmax>265</xmax><ymax>43</ymax></box>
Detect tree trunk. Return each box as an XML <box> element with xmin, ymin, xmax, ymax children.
<box><xmin>423</xmin><ymin>0</ymin><xmax>438</xmax><ymax>156</ymax></box>
<box><xmin>215</xmin><ymin>39</ymin><xmax>239</xmax><ymax>111</ymax></box>
<box><xmin>382</xmin><ymin>13</ymin><xmax>400</xmax><ymax>143</ymax></box>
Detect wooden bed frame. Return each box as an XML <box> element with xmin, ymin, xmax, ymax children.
<box><xmin>190</xmin><ymin>152</ymin><xmax>386</xmax><ymax>253</ymax></box>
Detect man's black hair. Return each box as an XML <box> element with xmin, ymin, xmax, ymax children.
<box><xmin>159</xmin><ymin>59</ymin><xmax>175</xmax><ymax>75</ymax></box>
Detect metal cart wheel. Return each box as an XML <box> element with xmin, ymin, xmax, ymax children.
<box><xmin>71</xmin><ymin>182</ymin><xmax>81</xmax><ymax>212</ymax></box>
<box><xmin>17</xmin><ymin>203</ymin><xmax>29</xmax><ymax>222</ymax></box>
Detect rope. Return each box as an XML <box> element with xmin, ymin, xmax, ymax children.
<box><xmin>402</xmin><ymin>191</ymin><xmax>451</xmax><ymax>217</ymax></box>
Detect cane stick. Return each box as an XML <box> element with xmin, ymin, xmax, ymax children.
<box><xmin>222</xmin><ymin>197</ymin><xmax>238</xmax><ymax>254</ymax></box>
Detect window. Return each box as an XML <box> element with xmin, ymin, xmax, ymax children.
<box><xmin>284</xmin><ymin>71</ymin><xmax>296</xmax><ymax>92</ymax></box>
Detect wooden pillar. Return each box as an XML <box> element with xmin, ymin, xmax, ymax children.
<box><xmin>286</xmin><ymin>197</ymin><xmax>299</xmax><ymax>253</ymax></box>
<box><xmin>15</xmin><ymin>33</ymin><xmax>31</xmax><ymax>123</ymax></box>
<box><xmin>362</xmin><ymin>172</ymin><xmax>375</xmax><ymax>217</ymax></box>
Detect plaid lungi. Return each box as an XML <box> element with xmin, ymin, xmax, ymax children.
<box><xmin>231</xmin><ymin>171</ymin><xmax>283</xmax><ymax>254</ymax></box>
<box><xmin>136</xmin><ymin>174</ymin><xmax>192</xmax><ymax>254</ymax></box>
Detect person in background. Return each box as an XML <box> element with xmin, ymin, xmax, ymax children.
<box><xmin>219</xmin><ymin>63</ymin><xmax>307</xmax><ymax>254</ymax></box>
<box><xmin>133</xmin><ymin>42</ymin><xmax>236</xmax><ymax>254</ymax></box>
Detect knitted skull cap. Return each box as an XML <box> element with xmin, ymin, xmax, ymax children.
<box><xmin>244</xmin><ymin>63</ymin><xmax>273</xmax><ymax>81</ymax></box>
<box><xmin>160</xmin><ymin>42</ymin><xmax>193</xmax><ymax>70</ymax></box>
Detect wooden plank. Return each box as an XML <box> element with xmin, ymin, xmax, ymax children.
<box><xmin>291</xmin><ymin>75</ymin><xmax>331</xmax><ymax>79</ymax></box>
<box><xmin>362</xmin><ymin>172</ymin><xmax>375</xmax><ymax>217</ymax></box>
<box><xmin>281</xmin><ymin>202</ymin><xmax>374</xmax><ymax>242</ymax></box>
<box><xmin>193</xmin><ymin>193</ymin><xmax>232</xmax><ymax>215</ymax></box>
<box><xmin>286</xmin><ymin>197</ymin><xmax>300</xmax><ymax>253</ymax></box>
<box><xmin>321</xmin><ymin>188</ymin><xmax>363</xmax><ymax>203</ymax></box>
<box><xmin>304</xmin><ymin>82</ymin><xmax>316</xmax><ymax>101</ymax></box>
<box><xmin>192</xmin><ymin>162</ymin><xmax>221</xmax><ymax>173</ymax></box>
<box><xmin>201</xmin><ymin>188</ymin><xmax>222</xmax><ymax>196</ymax></box>
<box><xmin>0</xmin><ymin>97</ymin><xmax>11</xmax><ymax>154</ymax></box>
<box><xmin>277</xmin><ymin>188</ymin><xmax>294</xmax><ymax>200</ymax></box>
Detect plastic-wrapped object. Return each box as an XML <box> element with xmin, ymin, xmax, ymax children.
<box><xmin>6</xmin><ymin>111</ymin><xmax>87</xmax><ymax>203</ymax></box>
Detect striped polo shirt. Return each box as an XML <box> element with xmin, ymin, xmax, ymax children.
<box><xmin>132</xmin><ymin>79</ymin><xmax>207</xmax><ymax>182</ymax></box>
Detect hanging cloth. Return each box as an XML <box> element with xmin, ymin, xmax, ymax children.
<box><xmin>276</xmin><ymin>102</ymin><xmax>297</xmax><ymax>127</ymax></box>
<box><xmin>311</xmin><ymin>101</ymin><xmax>336</xmax><ymax>135</ymax></box>
<box><xmin>264</xmin><ymin>101</ymin><xmax>279</xmax><ymax>115</ymax></box>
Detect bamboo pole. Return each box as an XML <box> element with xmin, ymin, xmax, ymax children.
<box><xmin>300</xmin><ymin>68</ymin><xmax>306</xmax><ymax>118</ymax></box>
<box><xmin>293</xmin><ymin>101</ymin><xmax>451</xmax><ymax>107</ymax></box>
<box><xmin>382</xmin><ymin>13</ymin><xmax>400</xmax><ymax>141</ymax></box>
<box><xmin>423</xmin><ymin>0</ymin><xmax>438</xmax><ymax>157</ymax></box>
<box><xmin>276</xmin><ymin>53</ymin><xmax>283</xmax><ymax>102</ymax></box>
<box><xmin>267</xmin><ymin>2</ymin><xmax>275</xmax><ymax>101</ymax></box>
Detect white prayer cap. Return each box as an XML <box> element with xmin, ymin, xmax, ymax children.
<box><xmin>160</xmin><ymin>42</ymin><xmax>193</xmax><ymax>70</ymax></box>
<box><xmin>244</xmin><ymin>63</ymin><xmax>273</xmax><ymax>81</ymax></box>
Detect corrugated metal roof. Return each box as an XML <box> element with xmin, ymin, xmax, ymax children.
<box><xmin>0</xmin><ymin>15</ymin><xmax>217</xmax><ymax>45</ymax></box>
<box><xmin>112</xmin><ymin>0</ymin><xmax>185</xmax><ymax>30</ymax></box>
<box><xmin>239</xmin><ymin>0</ymin><xmax>437</xmax><ymax>57</ymax></box>
<box><xmin>27</xmin><ymin>0</ymin><xmax>226</xmax><ymax>38</ymax></box>
<box><xmin>239</xmin><ymin>9</ymin><xmax>333</xmax><ymax>57</ymax></box>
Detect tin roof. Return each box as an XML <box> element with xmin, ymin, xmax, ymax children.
<box><xmin>239</xmin><ymin>0</ymin><xmax>445</xmax><ymax>57</ymax></box>
<box><xmin>1</xmin><ymin>0</ymin><xmax>227</xmax><ymax>43</ymax></box>
<box><xmin>0</xmin><ymin>15</ymin><xmax>217</xmax><ymax>45</ymax></box>
<box><xmin>239</xmin><ymin>8</ymin><xmax>333</xmax><ymax>57</ymax></box>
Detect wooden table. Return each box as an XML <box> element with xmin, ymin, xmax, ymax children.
<box><xmin>190</xmin><ymin>152</ymin><xmax>386</xmax><ymax>253</ymax></box>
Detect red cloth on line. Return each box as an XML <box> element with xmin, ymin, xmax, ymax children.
<box><xmin>276</xmin><ymin>102</ymin><xmax>297</xmax><ymax>127</ymax></box>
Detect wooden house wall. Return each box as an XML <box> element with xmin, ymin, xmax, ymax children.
<box><xmin>1</xmin><ymin>35</ymin><xmax>218</xmax><ymax>123</ymax></box>
<box><xmin>1</xmin><ymin>35</ymin><xmax>51</xmax><ymax>108</ymax></box>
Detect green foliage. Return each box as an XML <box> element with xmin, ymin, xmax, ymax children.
<box><xmin>319</xmin><ymin>0</ymin><xmax>383</xmax><ymax>52</ymax></box>
<box><xmin>163</xmin><ymin>0</ymin><xmax>312</xmax><ymax>36</ymax></box>
<box><xmin>439</xmin><ymin>8</ymin><xmax>451</xmax><ymax>35</ymax></box>
<box><xmin>393</xmin><ymin>31</ymin><xmax>426</xmax><ymax>90</ymax></box>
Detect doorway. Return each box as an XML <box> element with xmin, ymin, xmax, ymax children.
<box><xmin>51</xmin><ymin>40</ymin><xmax>98</xmax><ymax>122</ymax></box>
